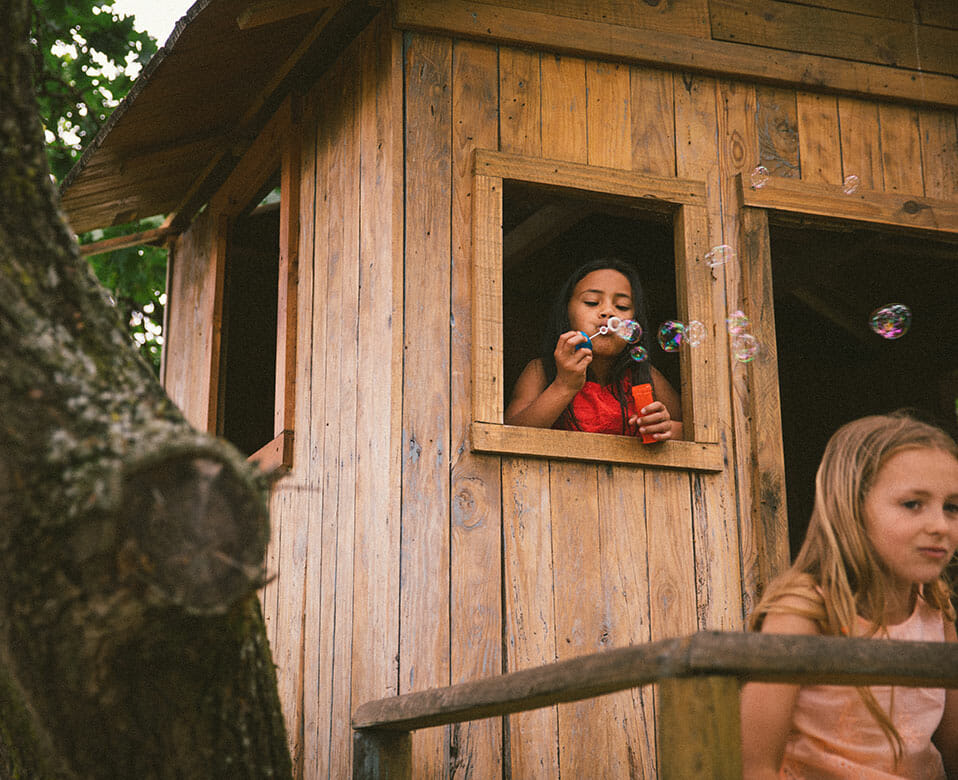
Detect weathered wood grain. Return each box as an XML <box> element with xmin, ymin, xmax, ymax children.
<box><xmin>838</xmin><ymin>96</ymin><xmax>883</xmax><ymax>190</ymax></box>
<box><xmin>796</xmin><ymin>92</ymin><xmax>842</xmax><ymax>185</ymax></box>
<box><xmin>449</xmin><ymin>37</ymin><xmax>504</xmax><ymax>778</ymax></box>
<box><xmin>400</xmin><ymin>31</ymin><xmax>452</xmax><ymax>776</ymax></box>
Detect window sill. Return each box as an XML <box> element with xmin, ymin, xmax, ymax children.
<box><xmin>470</xmin><ymin>422</ymin><xmax>722</xmax><ymax>471</ymax></box>
<box><xmin>248</xmin><ymin>429</ymin><xmax>294</xmax><ymax>473</ymax></box>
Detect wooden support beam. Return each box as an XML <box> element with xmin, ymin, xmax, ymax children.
<box><xmin>737</xmin><ymin>173</ymin><xmax>958</xmax><ymax>235</ymax></box>
<box><xmin>396</xmin><ymin>0</ymin><xmax>958</xmax><ymax>109</ymax></box>
<box><xmin>658</xmin><ymin>676</ymin><xmax>742</xmax><ymax>780</ymax></box>
<box><xmin>78</xmin><ymin>226</ymin><xmax>175</xmax><ymax>256</ymax></box>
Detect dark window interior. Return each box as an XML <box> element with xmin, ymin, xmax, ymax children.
<box><xmin>219</xmin><ymin>184</ymin><xmax>280</xmax><ymax>457</ymax></box>
<box><xmin>771</xmin><ymin>218</ymin><xmax>958</xmax><ymax>556</ymax></box>
<box><xmin>502</xmin><ymin>180</ymin><xmax>678</xmax><ymax>406</ymax></box>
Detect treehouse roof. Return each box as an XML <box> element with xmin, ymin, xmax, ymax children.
<box><xmin>59</xmin><ymin>0</ymin><xmax>374</xmax><ymax>235</ymax></box>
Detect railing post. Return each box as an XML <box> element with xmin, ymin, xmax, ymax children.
<box><xmin>352</xmin><ymin>730</ymin><xmax>412</xmax><ymax>780</ymax></box>
<box><xmin>657</xmin><ymin>675</ymin><xmax>742</xmax><ymax>779</ymax></box>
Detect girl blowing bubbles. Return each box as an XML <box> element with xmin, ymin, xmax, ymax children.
<box><xmin>741</xmin><ymin>412</ymin><xmax>958</xmax><ymax>779</ymax></box>
<box><xmin>504</xmin><ymin>258</ymin><xmax>682</xmax><ymax>440</ymax></box>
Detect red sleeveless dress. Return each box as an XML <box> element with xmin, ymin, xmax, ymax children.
<box><xmin>553</xmin><ymin>377</ymin><xmax>641</xmax><ymax>435</ymax></box>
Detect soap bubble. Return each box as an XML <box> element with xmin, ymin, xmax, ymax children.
<box><xmin>619</xmin><ymin>319</ymin><xmax>642</xmax><ymax>342</ymax></box>
<box><xmin>732</xmin><ymin>333</ymin><xmax>759</xmax><ymax>362</ymax></box>
<box><xmin>629</xmin><ymin>344</ymin><xmax>649</xmax><ymax>363</ymax></box>
<box><xmin>657</xmin><ymin>320</ymin><xmax>686</xmax><ymax>352</ymax></box>
<box><xmin>750</xmin><ymin>166</ymin><xmax>770</xmax><ymax>189</ymax></box>
<box><xmin>726</xmin><ymin>310</ymin><xmax>750</xmax><ymax>335</ymax></box>
<box><xmin>843</xmin><ymin>174</ymin><xmax>860</xmax><ymax>195</ymax></box>
<box><xmin>705</xmin><ymin>244</ymin><xmax>735</xmax><ymax>267</ymax></box>
<box><xmin>607</xmin><ymin>316</ymin><xmax>622</xmax><ymax>332</ymax></box>
<box><xmin>869</xmin><ymin>303</ymin><xmax>911</xmax><ymax>340</ymax></box>
<box><xmin>686</xmin><ymin>320</ymin><xmax>706</xmax><ymax>347</ymax></box>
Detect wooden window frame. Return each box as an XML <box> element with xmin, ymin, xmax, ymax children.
<box><xmin>470</xmin><ymin>149</ymin><xmax>723</xmax><ymax>472</ymax></box>
<box><xmin>208</xmin><ymin>96</ymin><xmax>300</xmax><ymax>472</ymax></box>
<box><xmin>735</xmin><ymin>174</ymin><xmax>958</xmax><ymax>582</ymax></box>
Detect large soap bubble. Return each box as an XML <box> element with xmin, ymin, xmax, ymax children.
<box><xmin>732</xmin><ymin>333</ymin><xmax>759</xmax><ymax>362</ymax></box>
<box><xmin>657</xmin><ymin>321</ymin><xmax>686</xmax><ymax>352</ymax></box>
<box><xmin>869</xmin><ymin>303</ymin><xmax>911</xmax><ymax>340</ymax></box>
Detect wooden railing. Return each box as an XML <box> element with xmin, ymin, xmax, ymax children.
<box><xmin>351</xmin><ymin>630</ymin><xmax>958</xmax><ymax>778</ymax></box>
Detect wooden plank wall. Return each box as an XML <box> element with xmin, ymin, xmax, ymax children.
<box><xmin>182</xmin><ymin>11</ymin><xmax>958</xmax><ymax>780</ymax></box>
<box><xmin>258</xmin><ymin>12</ymin><xmax>403</xmax><ymax>780</ymax></box>
<box><xmin>394</xmin><ymin>32</ymin><xmax>957</xmax><ymax>780</ymax></box>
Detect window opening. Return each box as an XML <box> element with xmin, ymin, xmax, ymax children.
<box><xmin>502</xmin><ymin>180</ymin><xmax>678</xmax><ymax>405</ymax></box>
<box><xmin>219</xmin><ymin>174</ymin><xmax>281</xmax><ymax>457</ymax></box>
<box><xmin>770</xmin><ymin>218</ymin><xmax>958</xmax><ymax>555</ymax></box>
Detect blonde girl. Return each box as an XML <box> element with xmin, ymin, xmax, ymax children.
<box><xmin>741</xmin><ymin>412</ymin><xmax>958</xmax><ymax>779</ymax></box>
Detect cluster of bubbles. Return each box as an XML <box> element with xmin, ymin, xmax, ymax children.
<box><xmin>726</xmin><ymin>310</ymin><xmax>759</xmax><ymax>363</ymax></box>
<box><xmin>869</xmin><ymin>303</ymin><xmax>911</xmax><ymax>340</ymax></box>
<box><xmin>581</xmin><ymin>316</ymin><xmax>649</xmax><ymax>362</ymax></box>
<box><xmin>656</xmin><ymin>319</ymin><xmax>707</xmax><ymax>353</ymax></box>
<box><xmin>750</xmin><ymin>165</ymin><xmax>862</xmax><ymax>197</ymax></box>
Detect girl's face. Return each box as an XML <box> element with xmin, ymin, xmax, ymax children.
<box><xmin>863</xmin><ymin>447</ymin><xmax>958</xmax><ymax>606</ymax></box>
<box><xmin>567</xmin><ymin>269</ymin><xmax>634</xmax><ymax>356</ymax></box>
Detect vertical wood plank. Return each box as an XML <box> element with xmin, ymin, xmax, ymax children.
<box><xmin>471</xmin><ymin>173</ymin><xmax>503</xmax><ymax>425</ymax></box>
<box><xmin>586</xmin><ymin>60</ymin><xmax>631</xmax><ymax>168</ymax></box>
<box><xmin>449</xmin><ymin>38</ymin><xmax>503</xmax><ymax>779</ymax></box>
<box><xmin>275</xmin><ymin>101</ymin><xmax>301</xmax><ymax>440</ymax></box>
<box><xmin>738</xmin><ymin>207</ymin><xmax>790</xmax><ymax>592</ymax></box>
<box><xmin>878</xmin><ymin>103</ymin><xmax>924</xmax><ymax>193</ymax></box>
<box><xmin>401</xmin><ymin>31</ymin><xmax>452</xmax><ymax>778</ymax></box>
<box><xmin>712</xmin><ymin>78</ymin><xmax>756</xmax><ymax>623</ymax></box>
<box><xmin>919</xmin><ymin>109</ymin><xmax>958</xmax><ymax>200</ymax></box>
<box><xmin>754</xmin><ymin>86</ymin><xmax>799</xmax><ymax>180</ymax></box>
<box><xmin>351</xmin><ymin>12</ymin><xmax>403</xmax><ymax>765</ymax></box>
<box><xmin>328</xmin><ymin>42</ymin><xmax>361</xmax><ymax>778</ymax></box>
<box><xmin>837</xmin><ymin>96</ymin><xmax>882</xmax><ymax>190</ymax></box>
<box><xmin>796</xmin><ymin>92</ymin><xmax>842</xmax><ymax>185</ymax></box>
<box><xmin>657</xmin><ymin>677</ymin><xmax>742</xmax><ymax>780</ymax></box>
<box><xmin>499</xmin><ymin>47</ymin><xmax>541</xmax><ymax>155</ymax></box>
<box><xmin>314</xmin><ymin>54</ymin><xmax>349</xmax><ymax>780</ymax></box>
<box><xmin>541</xmin><ymin>53</ymin><xmax>587</xmax><ymax>164</ymax></box>
<box><xmin>301</xmin><ymin>72</ymin><xmax>333</xmax><ymax>780</ymax></box>
<box><xmin>502</xmin><ymin>458</ymin><xmax>560</xmax><ymax>778</ymax></box>
<box><xmin>879</xmin><ymin>103</ymin><xmax>924</xmax><ymax>193</ymax></box>
<box><xmin>630</xmin><ymin>66</ymin><xmax>675</xmax><ymax>177</ymax></box>
<box><xmin>293</xmin><ymin>77</ymin><xmax>320</xmax><ymax>780</ymax></box>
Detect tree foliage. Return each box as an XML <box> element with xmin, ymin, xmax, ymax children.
<box><xmin>32</xmin><ymin>0</ymin><xmax>166</xmax><ymax>372</ymax></box>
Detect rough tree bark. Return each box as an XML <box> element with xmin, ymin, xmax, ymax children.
<box><xmin>0</xmin><ymin>0</ymin><xmax>293</xmax><ymax>777</ymax></box>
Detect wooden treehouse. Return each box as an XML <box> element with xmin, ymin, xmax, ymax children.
<box><xmin>61</xmin><ymin>0</ymin><xmax>958</xmax><ymax>776</ymax></box>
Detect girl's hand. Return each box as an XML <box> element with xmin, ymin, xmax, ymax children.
<box><xmin>630</xmin><ymin>400</ymin><xmax>674</xmax><ymax>441</ymax></box>
<box><xmin>553</xmin><ymin>330</ymin><xmax>592</xmax><ymax>394</ymax></box>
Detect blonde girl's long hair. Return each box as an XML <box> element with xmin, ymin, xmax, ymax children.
<box><xmin>750</xmin><ymin>411</ymin><xmax>958</xmax><ymax>763</ymax></box>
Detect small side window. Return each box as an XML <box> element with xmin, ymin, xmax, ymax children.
<box><xmin>208</xmin><ymin>98</ymin><xmax>299</xmax><ymax>472</ymax></box>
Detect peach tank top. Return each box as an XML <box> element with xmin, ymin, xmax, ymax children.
<box><xmin>780</xmin><ymin>597</ymin><xmax>947</xmax><ymax>779</ymax></box>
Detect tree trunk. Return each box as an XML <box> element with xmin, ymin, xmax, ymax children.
<box><xmin>0</xmin><ymin>1</ymin><xmax>293</xmax><ymax>777</ymax></box>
